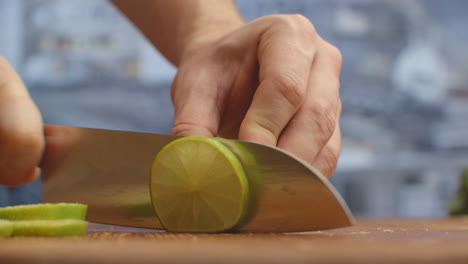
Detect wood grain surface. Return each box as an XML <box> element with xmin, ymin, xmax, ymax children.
<box><xmin>1</xmin><ymin>217</ymin><xmax>468</xmax><ymax>264</ymax></box>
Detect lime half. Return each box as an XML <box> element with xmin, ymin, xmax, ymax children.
<box><xmin>150</xmin><ymin>137</ymin><xmax>249</xmax><ymax>233</ymax></box>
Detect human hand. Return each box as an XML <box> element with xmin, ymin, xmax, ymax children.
<box><xmin>171</xmin><ymin>15</ymin><xmax>342</xmax><ymax>178</ymax></box>
<box><xmin>0</xmin><ymin>56</ymin><xmax>44</xmax><ymax>187</ymax></box>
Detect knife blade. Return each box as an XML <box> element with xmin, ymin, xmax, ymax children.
<box><xmin>42</xmin><ymin>124</ymin><xmax>354</xmax><ymax>232</ymax></box>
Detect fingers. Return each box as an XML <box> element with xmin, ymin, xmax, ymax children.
<box><xmin>0</xmin><ymin>56</ymin><xmax>44</xmax><ymax>187</ymax></box>
<box><xmin>170</xmin><ymin>65</ymin><xmax>224</xmax><ymax>138</ymax></box>
<box><xmin>238</xmin><ymin>14</ymin><xmax>343</xmax><ymax>175</ymax></box>
<box><xmin>169</xmin><ymin>13</ymin><xmax>343</xmax><ymax>177</ymax></box>
<box><xmin>239</xmin><ymin>15</ymin><xmax>317</xmax><ymax>146</ymax></box>
<box><xmin>277</xmin><ymin>43</ymin><xmax>342</xmax><ymax>167</ymax></box>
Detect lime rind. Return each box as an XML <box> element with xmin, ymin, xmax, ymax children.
<box><xmin>150</xmin><ymin>136</ymin><xmax>249</xmax><ymax>233</ymax></box>
<box><xmin>0</xmin><ymin>204</ymin><xmax>88</xmax><ymax>237</ymax></box>
<box><xmin>214</xmin><ymin>138</ymin><xmax>260</xmax><ymax>229</ymax></box>
<box><xmin>0</xmin><ymin>219</ymin><xmax>13</xmax><ymax>237</ymax></box>
<box><xmin>0</xmin><ymin>203</ymin><xmax>87</xmax><ymax>221</ymax></box>
<box><xmin>12</xmin><ymin>220</ymin><xmax>88</xmax><ymax>237</ymax></box>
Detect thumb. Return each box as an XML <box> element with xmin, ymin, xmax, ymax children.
<box><xmin>0</xmin><ymin>56</ymin><xmax>44</xmax><ymax>187</ymax></box>
<box><xmin>170</xmin><ymin>70</ymin><xmax>221</xmax><ymax>138</ymax></box>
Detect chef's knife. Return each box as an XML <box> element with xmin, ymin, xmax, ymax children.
<box><xmin>42</xmin><ymin>124</ymin><xmax>354</xmax><ymax>232</ymax></box>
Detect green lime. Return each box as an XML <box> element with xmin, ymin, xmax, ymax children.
<box><xmin>150</xmin><ymin>136</ymin><xmax>249</xmax><ymax>233</ymax></box>
<box><xmin>0</xmin><ymin>203</ymin><xmax>87</xmax><ymax>221</ymax></box>
<box><xmin>0</xmin><ymin>220</ymin><xmax>13</xmax><ymax>237</ymax></box>
<box><xmin>12</xmin><ymin>220</ymin><xmax>88</xmax><ymax>237</ymax></box>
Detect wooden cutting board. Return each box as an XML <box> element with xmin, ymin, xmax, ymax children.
<box><xmin>1</xmin><ymin>217</ymin><xmax>468</xmax><ymax>264</ymax></box>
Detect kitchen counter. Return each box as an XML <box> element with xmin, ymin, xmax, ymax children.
<box><xmin>1</xmin><ymin>217</ymin><xmax>467</xmax><ymax>263</ymax></box>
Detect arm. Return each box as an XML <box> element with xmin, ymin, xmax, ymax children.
<box><xmin>111</xmin><ymin>0</ymin><xmax>245</xmax><ymax>65</ymax></box>
<box><xmin>0</xmin><ymin>1</ymin><xmax>343</xmax><ymax>187</ymax></box>
<box><xmin>114</xmin><ymin>1</ymin><xmax>343</xmax><ymax>178</ymax></box>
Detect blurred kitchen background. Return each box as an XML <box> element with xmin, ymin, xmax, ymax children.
<box><xmin>1</xmin><ymin>0</ymin><xmax>467</xmax><ymax>218</ymax></box>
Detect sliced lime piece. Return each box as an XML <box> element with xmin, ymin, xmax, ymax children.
<box><xmin>0</xmin><ymin>220</ymin><xmax>13</xmax><ymax>237</ymax></box>
<box><xmin>0</xmin><ymin>203</ymin><xmax>87</xmax><ymax>221</ymax></box>
<box><xmin>12</xmin><ymin>220</ymin><xmax>88</xmax><ymax>237</ymax></box>
<box><xmin>150</xmin><ymin>136</ymin><xmax>249</xmax><ymax>233</ymax></box>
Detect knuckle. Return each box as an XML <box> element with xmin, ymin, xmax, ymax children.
<box><xmin>242</xmin><ymin>116</ymin><xmax>279</xmax><ymax>142</ymax></box>
<box><xmin>319</xmin><ymin>147</ymin><xmax>340</xmax><ymax>178</ymax></box>
<box><xmin>289</xmin><ymin>14</ymin><xmax>312</xmax><ymax>26</ymax></box>
<box><xmin>0</xmin><ymin>129</ymin><xmax>43</xmax><ymax>186</ymax></box>
<box><xmin>267</xmin><ymin>14</ymin><xmax>317</xmax><ymax>35</ymax></box>
<box><xmin>171</xmin><ymin>122</ymin><xmax>197</xmax><ymax>136</ymax></box>
<box><xmin>287</xmin><ymin>14</ymin><xmax>316</xmax><ymax>33</ymax></box>
<box><xmin>171</xmin><ymin>122</ymin><xmax>216</xmax><ymax>137</ymax></box>
<box><xmin>269</xmin><ymin>73</ymin><xmax>306</xmax><ymax>109</ymax></box>
<box><xmin>324</xmin><ymin>43</ymin><xmax>343</xmax><ymax>63</ymax></box>
<box><xmin>305</xmin><ymin>100</ymin><xmax>337</xmax><ymax>139</ymax></box>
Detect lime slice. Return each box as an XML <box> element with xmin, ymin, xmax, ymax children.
<box><xmin>12</xmin><ymin>220</ymin><xmax>88</xmax><ymax>237</ymax></box>
<box><xmin>0</xmin><ymin>203</ymin><xmax>87</xmax><ymax>221</ymax></box>
<box><xmin>150</xmin><ymin>136</ymin><xmax>249</xmax><ymax>233</ymax></box>
<box><xmin>0</xmin><ymin>220</ymin><xmax>13</xmax><ymax>237</ymax></box>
